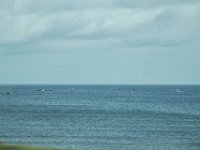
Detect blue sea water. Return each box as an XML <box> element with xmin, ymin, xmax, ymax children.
<box><xmin>0</xmin><ymin>85</ymin><xmax>200</xmax><ymax>150</ymax></box>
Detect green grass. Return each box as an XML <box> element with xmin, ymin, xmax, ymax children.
<box><xmin>0</xmin><ymin>143</ymin><xmax>72</xmax><ymax>150</ymax></box>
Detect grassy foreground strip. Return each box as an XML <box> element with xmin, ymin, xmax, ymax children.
<box><xmin>0</xmin><ymin>144</ymin><xmax>64</xmax><ymax>150</ymax></box>
<box><xmin>0</xmin><ymin>142</ymin><xmax>72</xmax><ymax>150</ymax></box>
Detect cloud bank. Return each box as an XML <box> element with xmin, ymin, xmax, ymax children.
<box><xmin>0</xmin><ymin>0</ymin><xmax>200</xmax><ymax>84</ymax></box>
<box><xmin>0</xmin><ymin>0</ymin><xmax>200</xmax><ymax>46</ymax></box>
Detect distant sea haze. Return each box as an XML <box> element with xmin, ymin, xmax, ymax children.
<box><xmin>0</xmin><ymin>85</ymin><xmax>200</xmax><ymax>150</ymax></box>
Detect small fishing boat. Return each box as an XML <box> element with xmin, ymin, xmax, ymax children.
<box><xmin>36</xmin><ymin>88</ymin><xmax>45</xmax><ymax>92</ymax></box>
<box><xmin>176</xmin><ymin>89</ymin><xmax>183</xmax><ymax>93</ymax></box>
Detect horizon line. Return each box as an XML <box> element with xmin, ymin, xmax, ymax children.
<box><xmin>0</xmin><ymin>83</ymin><xmax>200</xmax><ymax>86</ymax></box>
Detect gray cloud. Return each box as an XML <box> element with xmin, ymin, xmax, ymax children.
<box><xmin>0</xmin><ymin>0</ymin><xmax>200</xmax><ymax>51</ymax></box>
<box><xmin>1</xmin><ymin>0</ymin><xmax>199</xmax><ymax>14</ymax></box>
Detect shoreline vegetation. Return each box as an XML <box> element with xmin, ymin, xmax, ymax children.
<box><xmin>0</xmin><ymin>141</ymin><xmax>71</xmax><ymax>150</ymax></box>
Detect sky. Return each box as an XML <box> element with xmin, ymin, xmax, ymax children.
<box><xmin>0</xmin><ymin>0</ymin><xmax>200</xmax><ymax>84</ymax></box>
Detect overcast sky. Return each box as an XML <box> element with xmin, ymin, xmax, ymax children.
<box><xmin>0</xmin><ymin>0</ymin><xmax>200</xmax><ymax>84</ymax></box>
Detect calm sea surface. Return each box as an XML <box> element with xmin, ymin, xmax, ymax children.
<box><xmin>0</xmin><ymin>85</ymin><xmax>200</xmax><ymax>150</ymax></box>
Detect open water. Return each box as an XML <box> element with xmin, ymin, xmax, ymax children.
<box><xmin>0</xmin><ymin>85</ymin><xmax>200</xmax><ymax>150</ymax></box>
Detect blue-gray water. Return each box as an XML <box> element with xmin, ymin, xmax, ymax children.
<box><xmin>0</xmin><ymin>85</ymin><xmax>200</xmax><ymax>150</ymax></box>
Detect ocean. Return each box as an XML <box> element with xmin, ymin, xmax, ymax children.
<box><xmin>0</xmin><ymin>85</ymin><xmax>200</xmax><ymax>150</ymax></box>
